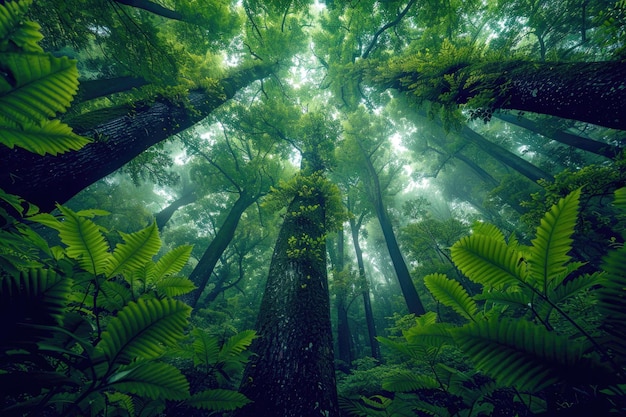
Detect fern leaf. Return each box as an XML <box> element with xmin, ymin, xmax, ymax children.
<box><xmin>109</xmin><ymin>361</ymin><xmax>189</xmax><ymax>401</ymax></box>
<box><xmin>56</xmin><ymin>205</ymin><xmax>110</xmax><ymax>276</ymax></box>
<box><xmin>0</xmin><ymin>0</ymin><xmax>43</xmax><ymax>53</ymax></box>
<box><xmin>474</xmin><ymin>287</ymin><xmax>530</xmax><ymax>309</ymax></box>
<box><xmin>453</xmin><ymin>318</ymin><xmax>590</xmax><ymax>391</ymax></box>
<box><xmin>403</xmin><ymin>322</ymin><xmax>455</xmax><ymax>347</ymax></box>
<box><xmin>105</xmin><ymin>392</ymin><xmax>135</xmax><ymax>416</ymax></box>
<box><xmin>528</xmin><ymin>189</ymin><xmax>580</xmax><ymax>293</ymax></box>
<box><xmin>0</xmin><ymin>53</ymin><xmax>79</xmax><ymax>124</ymax></box>
<box><xmin>156</xmin><ymin>276</ymin><xmax>196</xmax><ymax>297</ymax></box>
<box><xmin>218</xmin><ymin>330</ymin><xmax>257</xmax><ymax>363</ymax></box>
<box><xmin>424</xmin><ymin>273</ymin><xmax>477</xmax><ymax>320</ymax></box>
<box><xmin>549</xmin><ymin>271</ymin><xmax>605</xmax><ymax>306</ymax></box>
<box><xmin>96</xmin><ymin>298</ymin><xmax>190</xmax><ymax>366</ymax></box>
<box><xmin>0</xmin><ymin>118</ymin><xmax>91</xmax><ymax>155</ymax></box>
<box><xmin>99</xmin><ymin>280</ymin><xmax>133</xmax><ymax>311</ymax></box>
<box><xmin>382</xmin><ymin>371</ymin><xmax>440</xmax><ymax>392</ymax></box>
<box><xmin>106</xmin><ymin>222</ymin><xmax>161</xmax><ymax>278</ymax></box>
<box><xmin>153</xmin><ymin>245</ymin><xmax>193</xmax><ymax>280</ymax></box>
<box><xmin>186</xmin><ymin>389</ymin><xmax>251</xmax><ymax>411</ymax></box>
<box><xmin>613</xmin><ymin>187</ymin><xmax>626</xmax><ymax>212</ymax></box>
<box><xmin>451</xmin><ymin>234</ymin><xmax>525</xmax><ymax>289</ymax></box>
<box><xmin>192</xmin><ymin>328</ymin><xmax>220</xmax><ymax>367</ymax></box>
<box><xmin>471</xmin><ymin>221</ymin><xmax>505</xmax><ymax>242</ymax></box>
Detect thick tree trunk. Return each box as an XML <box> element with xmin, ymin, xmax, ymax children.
<box><xmin>154</xmin><ymin>188</ymin><xmax>197</xmax><ymax>231</ymax></box>
<box><xmin>460</xmin><ymin>125</ymin><xmax>553</xmax><ymax>183</ymax></box>
<box><xmin>357</xmin><ymin>142</ymin><xmax>426</xmax><ymax>316</ymax></box>
<box><xmin>335</xmin><ymin>226</ymin><xmax>353</xmax><ymax>368</ymax></box>
<box><xmin>381</xmin><ymin>60</ymin><xmax>626</xmax><ymax>130</ymax></box>
<box><xmin>349</xmin><ymin>216</ymin><xmax>380</xmax><ymax>359</ymax></box>
<box><xmin>236</xmin><ymin>178</ymin><xmax>339</xmax><ymax>417</ymax></box>
<box><xmin>181</xmin><ymin>191</ymin><xmax>256</xmax><ymax>308</ymax></box>
<box><xmin>495</xmin><ymin>113</ymin><xmax>623</xmax><ymax>159</ymax></box>
<box><xmin>0</xmin><ymin>63</ymin><xmax>273</xmax><ymax>212</ymax></box>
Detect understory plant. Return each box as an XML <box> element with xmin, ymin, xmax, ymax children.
<box><xmin>342</xmin><ymin>188</ymin><xmax>626</xmax><ymax>416</ymax></box>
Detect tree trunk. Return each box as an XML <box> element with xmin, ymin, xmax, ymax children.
<box><xmin>0</xmin><ymin>63</ymin><xmax>274</xmax><ymax>212</ymax></box>
<box><xmin>379</xmin><ymin>60</ymin><xmax>626</xmax><ymax>130</ymax></box>
<box><xmin>335</xmin><ymin>226</ymin><xmax>353</xmax><ymax>368</ymax></box>
<box><xmin>495</xmin><ymin>113</ymin><xmax>623</xmax><ymax>159</ymax></box>
<box><xmin>349</xmin><ymin>216</ymin><xmax>380</xmax><ymax>359</ymax></box>
<box><xmin>154</xmin><ymin>188</ymin><xmax>197</xmax><ymax>231</ymax></box>
<box><xmin>77</xmin><ymin>76</ymin><xmax>150</xmax><ymax>103</ymax></box>
<box><xmin>113</xmin><ymin>0</ymin><xmax>183</xmax><ymax>21</ymax></box>
<box><xmin>357</xmin><ymin>141</ymin><xmax>426</xmax><ymax>316</ymax></box>
<box><xmin>181</xmin><ymin>191</ymin><xmax>256</xmax><ymax>308</ymax></box>
<box><xmin>236</xmin><ymin>176</ymin><xmax>339</xmax><ymax>417</ymax></box>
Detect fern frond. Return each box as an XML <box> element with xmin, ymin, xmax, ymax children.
<box><xmin>96</xmin><ymin>298</ymin><xmax>191</xmax><ymax>366</ymax></box>
<box><xmin>186</xmin><ymin>389</ymin><xmax>251</xmax><ymax>411</ymax></box>
<box><xmin>474</xmin><ymin>287</ymin><xmax>530</xmax><ymax>309</ymax></box>
<box><xmin>598</xmin><ymin>245</ymin><xmax>626</xmax><ymax>361</ymax></box>
<box><xmin>549</xmin><ymin>271</ymin><xmax>605</xmax><ymax>306</ymax></box>
<box><xmin>0</xmin><ymin>92</ymin><xmax>90</xmax><ymax>156</ymax></box>
<box><xmin>153</xmin><ymin>245</ymin><xmax>193</xmax><ymax>280</ymax></box>
<box><xmin>424</xmin><ymin>273</ymin><xmax>477</xmax><ymax>320</ymax></box>
<box><xmin>382</xmin><ymin>371</ymin><xmax>440</xmax><ymax>392</ymax></box>
<box><xmin>99</xmin><ymin>280</ymin><xmax>133</xmax><ymax>311</ymax></box>
<box><xmin>453</xmin><ymin>318</ymin><xmax>592</xmax><ymax>391</ymax></box>
<box><xmin>156</xmin><ymin>276</ymin><xmax>196</xmax><ymax>297</ymax></box>
<box><xmin>403</xmin><ymin>322</ymin><xmax>455</xmax><ymax>347</ymax></box>
<box><xmin>106</xmin><ymin>222</ymin><xmax>161</xmax><ymax>278</ymax></box>
<box><xmin>218</xmin><ymin>330</ymin><xmax>257</xmax><ymax>363</ymax></box>
<box><xmin>192</xmin><ymin>328</ymin><xmax>220</xmax><ymax>367</ymax></box>
<box><xmin>0</xmin><ymin>53</ymin><xmax>78</xmax><ymax>123</ymax></box>
<box><xmin>451</xmin><ymin>234</ymin><xmax>526</xmax><ymax>289</ymax></box>
<box><xmin>55</xmin><ymin>205</ymin><xmax>110</xmax><ymax>276</ymax></box>
<box><xmin>105</xmin><ymin>392</ymin><xmax>135</xmax><ymax>416</ymax></box>
<box><xmin>471</xmin><ymin>221</ymin><xmax>505</xmax><ymax>242</ymax></box>
<box><xmin>109</xmin><ymin>361</ymin><xmax>189</xmax><ymax>400</ymax></box>
<box><xmin>613</xmin><ymin>187</ymin><xmax>626</xmax><ymax>212</ymax></box>
<box><xmin>528</xmin><ymin>189</ymin><xmax>580</xmax><ymax>293</ymax></box>
<box><xmin>0</xmin><ymin>0</ymin><xmax>43</xmax><ymax>53</ymax></box>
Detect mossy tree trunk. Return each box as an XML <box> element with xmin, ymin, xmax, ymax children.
<box><xmin>236</xmin><ymin>173</ymin><xmax>339</xmax><ymax>417</ymax></box>
<box><xmin>0</xmin><ymin>64</ymin><xmax>274</xmax><ymax>211</ymax></box>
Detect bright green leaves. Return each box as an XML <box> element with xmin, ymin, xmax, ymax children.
<box><xmin>528</xmin><ymin>188</ymin><xmax>581</xmax><ymax>293</ymax></box>
<box><xmin>0</xmin><ymin>0</ymin><xmax>89</xmax><ymax>155</ymax></box>
<box><xmin>109</xmin><ymin>361</ymin><xmax>189</xmax><ymax>401</ymax></box>
<box><xmin>424</xmin><ymin>273</ymin><xmax>477</xmax><ymax>321</ymax></box>
<box><xmin>97</xmin><ymin>298</ymin><xmax>191</xmax><ymax>366</ymax></box>
<box><xmin>187</xmin><ymin>389</ymin><xmax>252</xmax><ymax>412</ymax></box>
<box><xmin>107</xmin><ymin>222</ymin><xmax>161</xmax><ymax>278</ymax></box>
<box><xmin>454</xmin><ymin>319</ymin><xmax>595</xmax><ymax>392</ymax></box>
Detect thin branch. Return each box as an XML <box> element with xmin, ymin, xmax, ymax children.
<box><xmin>362</xmin><ymin>0</ymin><xmax>418</xmax><ymax>59</ymax></box>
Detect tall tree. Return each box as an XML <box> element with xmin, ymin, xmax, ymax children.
<box><xmin>236</xmin><ymin>112</ymin><xmax>345</xmax><ymax>417</ymax></box>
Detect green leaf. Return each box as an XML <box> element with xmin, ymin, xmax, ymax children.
<box><xmin>106</xmin><ymin>222</ymin><xmax>162</xmax><ymax>278</ymax></box>
<box><xmin>0</xmin><ymin>53</ymin><xmax>78</xmax><ymax>123</ymax></box>
<box><xmin>56</xmin><ymin>205</ymin><xmax>110</xmax><ymax>276</ymax></box>
<box><xmin>453</xmin><ymin>318</ymin><xmax>592</xmax><ymax>391</ymax></box>
<box><xmin>153</xmin><ymin>245</ymin><xmax>193</xmax><ymax>280</ymax></box>
<box><xmin>109</xmin><ymin>361</ymin><xmax>189</xmax><ymax>401</ymax></box>
<box><xmin>186</xmin><ymin>389</ymin><xmax>251</xmax><ymax>411</ymax></box>
<box><xmin>424</xmin><ymin>273</ymin><xmax>477</xmax><ymax>320</ymax></box>
<box><xmin>156</xmin><ymin>276</ymin><xmax>196</xmax><ymax>297</ymax></box>
<box><xmin>218</xmin><ymin>330</ymin><xmax>257</xmax><ymax>363</ymax></box>
<box><xmin>0</xmin><ymin>0</ymin><xmax>43</xmax><ymax>53</ymax></box>
<box><xmin>528</xmin><ymin>189</ymin><xmax>580</xmax><ymax>293</ymax></box>
<box><xmin>452</xmin><ymin>234</ymin><xmax>525</xmax><ymax>289</ymax></box>
<box><xmin>192</xmin><ymin>328</ymin><xmax>220</xmax><ymax>367</ymax></box>
<box><xmin>403</xmin><ymin>322</ymin><xmax>455</xmax><ymax>347</ymax></box>
<box><xmin>96</xmin><ymin>298</ymin><xmax>191</xmax><ymax>366</ymax></box>
<box><xmin>382</xmin><ymin>371</ymin><xmax>440</xmax><ymax>392</ymax></box>
<box><xmin>613</xmin><ymin>187</ymin><xmax>626</xmax><ymax>212</ymax></box>
<box><xmin>471</xmin><ymin>221</ymin><xmax>505</xmax><ymax>242</ymax></box>
<box><xmin>0</xmin><ymin>118</ymin><xmax>91</xmax><ymax>155</ymax></box>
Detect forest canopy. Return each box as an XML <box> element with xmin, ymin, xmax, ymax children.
<box><xmin>1</xmin><ymin>0</ymin><xmax>626</xmax><ymax>416</ymax></box>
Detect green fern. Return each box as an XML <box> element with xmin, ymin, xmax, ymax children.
<box><xmin>153</xmin><ymin>245</ymin><xmax>193</xmax><ymax>279</ymax></box>
<box><xmin>186</xmin><ymin>389</ymin><xmax>251</xmax><ymax>411</ymax></box>
<box><xmin>382</xmin><ymin>371</ymin><xmax>440</xmax><ymax>392</ymax></box>
<box><xmin>96</xmin><ymin>298</ymin><xmax>191</xmax><ymax>366</ymax></box>
<box><xmin>451</xmin><ymin>233</ymin><xmax>526</xmax><ymax>289</ymax></box>
<box><xmin>424</xmin><ymin>273</ymin><xmax>477</xmax><ymax>320</ymax></box>
<box><xmin>453</xmin><ymin>318</ymin><xmax>600</xmax><ymax>391</ymax></box>
<box><xmin>528</xmin><ymin>188</ymin><xmax>581</xmax><ymax>293</ymax></box>
<box><xmin>0</xmin><ymin>0</ymin><xmax>90</xmax><ymax>155</ymax></box>
<box><xmin>192</xmin><ymin>327</ymin><xmax>221</xmax><ymax>367</ymax></box>
<box><xmin>106</xmin><ymin>222</ymin><xmax>162</xmax><ymax>278</ymax></box>
<box><xmin>109</xmin><ymin>361</ymin><xmax>189</xmax><ymax>401</ymax></box>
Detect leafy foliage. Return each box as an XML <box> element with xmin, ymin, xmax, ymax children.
<box><xmin>0</xmin><ymin>0</ymin><xmax>89</xmax><ymax>155</ymax></box>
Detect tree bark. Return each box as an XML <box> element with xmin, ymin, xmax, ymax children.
<box><xmin>113</xmin><ymin>0</ymin><xmax>183</xmax><ymax>21</ymax></box>
<box><xmin>77</xmin><ymin>76</ymin><xmax>149</xmax><ymax>103</ymax></box>
<box><xmin>349</xmin><ymin>216</ymin><xmax>380</xmax><ymax>359</ymax></box>
<box><xmin>154</xmin><ymin>188</ymin><xmax>197</xmax><ymax>231</ymax></box>
<box><xmin>379</xmin><ymin>60</ymin><xmax>626</xmax><ymax>130</ymax></box>
<box><xmin>357</xmin><ymin>141</ymin><xmax>426</xmax><ymax>316</ymax></box>
<box><xmin>335</xmin><ymin>226</ymin><xmax>353</xmax><ymax>368</ymax></box>
<box><xmin>236</xmin><ymin>177</ymin><xmax>339</xmax><ymax>417</ymax></box>
<box><xmin>0</xmin><ymin>63</ymin><xmax>273</xmax><ymax>212</ymax></box>
<box><xmin>181</xmin><ymin>191</ymin><xmax>257</xmax><ymax>309</ymax></box>
<box><xmin>495</xmin><ymin>113</ymin><xmax>623</xmax><ymax>159</ymax></box>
